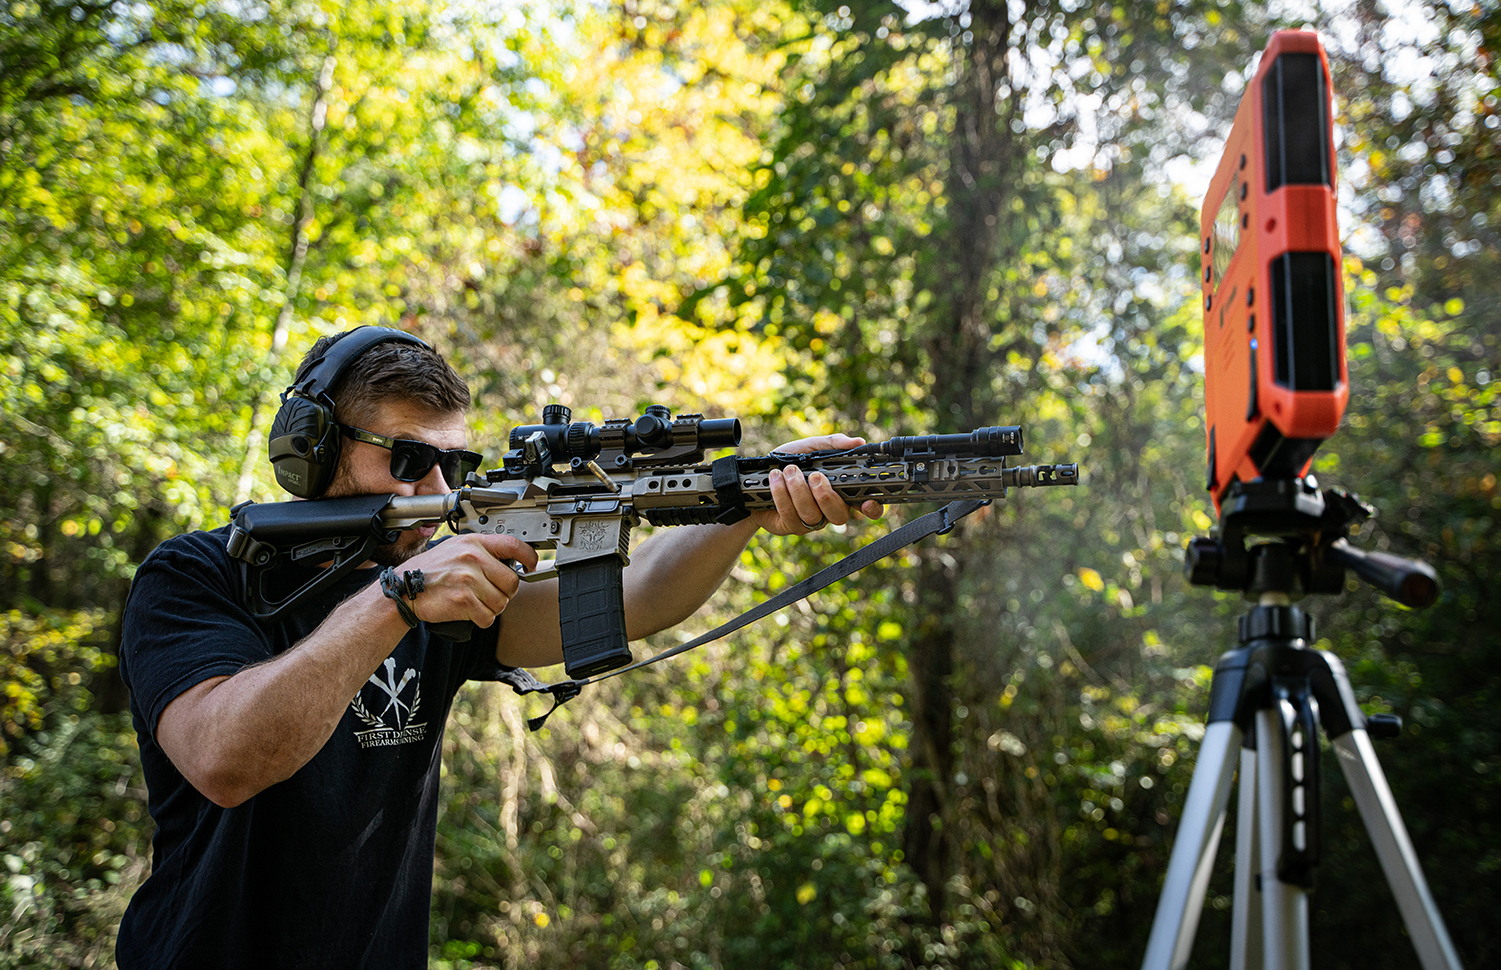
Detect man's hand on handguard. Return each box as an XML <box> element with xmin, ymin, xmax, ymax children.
<box><xmin>751</xmin><ymin>433</ymin><xmax>885</xmax><ymax>536</ymax></box>
<box><xmin>401</xmin><ymin>533</ymin><xmax>540</xmax><ymax>627</ymax></box>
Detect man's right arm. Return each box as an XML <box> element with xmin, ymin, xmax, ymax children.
<box><xmin>154</xmin><ymin>533</ymin><xmax>536</xmax><ymax>808</ymax></box>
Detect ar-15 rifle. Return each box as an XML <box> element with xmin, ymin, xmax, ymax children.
<box><xmin>227</xmin><ymin>405</ymin><xmax>1078</xmax><ymax>682</ymax></box>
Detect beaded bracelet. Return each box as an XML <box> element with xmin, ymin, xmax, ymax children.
<box><xmin>379</xmin><ymin>567</ymin><xmax>420</xmax><ymax>629</ymax></box>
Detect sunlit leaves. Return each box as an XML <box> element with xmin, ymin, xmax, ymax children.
<box><xmin>5</xmin><ymin>0</ymin><xmax>1500</xmax><ymax>965</ymax></box>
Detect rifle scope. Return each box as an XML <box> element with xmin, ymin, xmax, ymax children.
<box><xmin>507</xmin><ymin>405</ymin><xmax>741</xmax><ymax>468</ymax></box>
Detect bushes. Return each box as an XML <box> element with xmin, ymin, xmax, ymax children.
<box><xmin>1</xmin><ymin>710</ymin><xmax>150</xmax><ymax>969</ymax></box>
<box><xmin>0</xmin><ymin>610</ymin><xmax>151</xmax><ymax>968</ymax></box>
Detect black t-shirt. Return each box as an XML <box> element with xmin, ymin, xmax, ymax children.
<box><xmin>115</xmin><ymin>525</ymin><xmax>544</xmax><ymax>970</ymax></box>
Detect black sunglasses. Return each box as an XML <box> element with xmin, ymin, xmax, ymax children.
<box><xmin>341</xmin><ymin>425</ymin><xmax>483</xmax><ymax>485</ymax></box>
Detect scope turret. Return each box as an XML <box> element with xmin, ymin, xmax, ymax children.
<box><xmin>634</xmin><ymin>405</ymin><xmax>675</xmax><ymax>448</ymax></box>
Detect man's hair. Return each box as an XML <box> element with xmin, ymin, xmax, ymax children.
<box><xmin>293</xmin><ymin>330</ymin><xmax>471</xmax><ymax>427</ymax></box>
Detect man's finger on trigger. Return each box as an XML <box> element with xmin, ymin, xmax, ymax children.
<box><xmin>478</xmin><ymin>532</ymin><xmax>539</xmax><ymax>570</ymax></box>
<box><xmin>486</xmin><ymin>557</ymin><xmax>525</xmax><ymax>598</ymax></box>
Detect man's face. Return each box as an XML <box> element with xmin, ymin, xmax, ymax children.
<box><xmin>323</xmin><ymin>399</ymin><xmax>469</xmax><ymax>566</ymax></box>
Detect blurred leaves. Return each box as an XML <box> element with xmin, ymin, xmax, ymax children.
<box><xmin>2</xmin><ymin>0</ymin><xmax>1499</xmax><ymax>968</ymax></box>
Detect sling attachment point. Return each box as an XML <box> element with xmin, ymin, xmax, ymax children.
<box><xmin>526</xmin><ymin>680</ymin><xmax>585</xmax><ymax>732</ymax></box>
<box><xmin>937</xmin><ymin>503</ymin><xmax>966</xmax><ymax>535</ymax></box>
<box><xmin>710</xmin><ymin>455</ymin><xmax>751</xmax><ymax>525</ymax></box>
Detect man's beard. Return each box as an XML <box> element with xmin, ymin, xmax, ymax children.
<box><xmin>370</xmin><ymin>531</ymin><xmax>428</xmax><ymax>567</ymax></box>
<box><xmin>322</xmin><ymin>459</ymin><xmax>430</xmax><ymax>567</ymax></box>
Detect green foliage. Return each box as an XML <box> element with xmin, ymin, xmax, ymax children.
<box><xmin>1287</xmin><ymin>268</ymin><xmax>1501</xmax><ymax>968</ymax></box>
<box><xmin>431</xmin><ymin>570</ymin><xmax>1032</xmax><ymax>969</ymax></box>
<box><xmin>0</xmin><ymin>712</ymin><xmax>149</xmax><ymax>969</ymax></box>
<box><xmin>1</xmin><ymin>609</ymin><xmax>111</xmax><ymax>756</ymax></box>
<box><xmin>2</xmin><ymin>0</ymin><xmax>1498</xmax><ymax>967</ymax></box>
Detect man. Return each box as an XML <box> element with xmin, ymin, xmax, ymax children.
<box><xmin>115</xmin><ymin>328</ymin><xmax>880</xmax><ymax>968</ymax></box>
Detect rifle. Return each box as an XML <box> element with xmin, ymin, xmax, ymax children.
<box><xmin>227</xmin><ymin>406</ymin><xmax>1078</xmax><ymax>682</ymax></box>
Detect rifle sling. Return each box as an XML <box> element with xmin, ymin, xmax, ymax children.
<box><xmin>520</xmin><ymin>498</ymin><xmax>990</xmax><ymax>731</ymax></box>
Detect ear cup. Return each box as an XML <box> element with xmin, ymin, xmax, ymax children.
<box><xmin>268</xmin><ymin>327</ymin><xmax>429</xmax><ymax>497</ymax></box>
<box><xmin>268</xmin><ymin>396</ymin><xmax>341</xmax><ymax>498</ymax></box>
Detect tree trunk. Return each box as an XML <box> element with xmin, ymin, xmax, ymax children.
<box><xmin>900</xmin><ymin>0</ymin><xmax>1017</xmax><ymax>922</ymax></box>
<box><xmin>98</xmin><ymin>502</ymin><xmax>164</xmax><ymax>715</ymax></box>
<box><xmin>27</xmin><ymin>482</ymin><xmax>55</xmax><ymax>605</ymax></box>
<box><xmin>902</xmin><ymin>552</ymin><xmax>959</xmax><ymax>920</ymax></box>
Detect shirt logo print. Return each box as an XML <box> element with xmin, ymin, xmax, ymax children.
<box><xmin>349</xmin><ymin>657</ymin><xmax>428</xmax><ymax>748</ymax></box>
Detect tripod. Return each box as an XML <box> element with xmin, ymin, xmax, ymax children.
<box><xmin>1140</xmin><ymin>478</ymin><xmax>1463</xmax><ymax>970</ymax></box>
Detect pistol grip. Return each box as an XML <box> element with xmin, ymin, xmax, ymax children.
<box><xmin>558</xmin><ymin>559</ymin><xmax>633</xmax><ymax>679</ymax></box>
<box><xmin>428</xmin><ymin>620</ymin><xmax>475</xmax><ymax>641</ymax></box>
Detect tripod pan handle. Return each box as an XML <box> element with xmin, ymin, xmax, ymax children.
<box><xmin>1329</xmin><ymin>539</ymin><xmax>1440</xmax><ymax>609</ymax></box>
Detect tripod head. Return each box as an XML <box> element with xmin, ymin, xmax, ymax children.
<box><xmin>1185</xmin><ymin>476</ymin><xmax>1439</xmax><ymax>608</ymax></box>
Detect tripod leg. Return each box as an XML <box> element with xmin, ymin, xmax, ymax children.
<box><xmin>1230</xmin><ymin>745</ymin><xmax>1262</xmax><ymax>970</ymax></box>
<box><xmin>1142</xmin><ymin>720</ymin><xmax>1243</xmax><ymax>970</ymax></box>
<box><xmin>1331</xmin><ymin>730</ymin><xmax>1463</xmax><ymax>970</ymax></box>
<box><xmin>1253</xmin><ymin>707</ymin><xmax>1310</xmax><ymax>970</ymax></box>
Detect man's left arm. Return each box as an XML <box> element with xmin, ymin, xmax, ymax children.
<box><xmin>491</xmin><ymin>434</ymin><xmax>883</xmax><ymax>668</ymax></box>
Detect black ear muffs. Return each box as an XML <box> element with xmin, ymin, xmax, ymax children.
<box><xmin>268</xmin><ymin>326</ymin><xmax>430</xmax><ymax>498</ymax></box>
<box><xmin>268</xmin><ymin>395</ymin><xmax>340</xmax><ymax>498</ymax></box>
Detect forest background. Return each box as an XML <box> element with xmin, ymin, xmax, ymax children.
<box><xmin>1</xmin><ymin>0</ymin><xmax>1496</xmax><ymax>967</ymax></box>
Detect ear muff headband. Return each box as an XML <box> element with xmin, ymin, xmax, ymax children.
<box><xmin>268</xmin><ymin>327</ymin><xmax>430</xmax><ymax>498</ymax></box>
